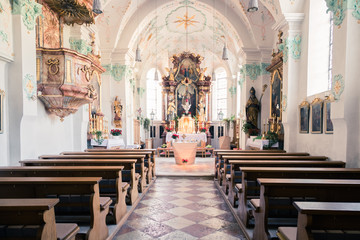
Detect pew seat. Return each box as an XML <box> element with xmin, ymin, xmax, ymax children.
<box><xmin>0</xmin><ymin>198</ymin><xmax>79</xmax><ymax>240</ymax></box>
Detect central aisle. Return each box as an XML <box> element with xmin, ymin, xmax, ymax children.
<box><xmin>115</xmin><ymin>177</ymin><xmax>246</xmax><ymax>239</ymax></box>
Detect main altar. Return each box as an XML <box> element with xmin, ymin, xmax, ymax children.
<box><xmin>161</xmin><ymin>52</ymin><xmax>213</xmax><ymax>143</ymax></box>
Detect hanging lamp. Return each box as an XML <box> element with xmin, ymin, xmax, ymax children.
<box><xmin>135</xmin><ymin>44</ymin><xmax>142</xmax><ymax>62</ymax></box>
<box><xmin>247</xmin><ymin>0</ymin><xmax>259</xmax><ymax>12</ymax></box>
<box><xmin>154</xmin><ymin>70</ymin><xmax>159</xmax><ymax>81</ymax></box>
<box><xmin>212</xmin><ymin>71</ymin><xmax>216</xmax><ymax>82</ymax></box>
<box><xmin>222</xmin><ymin>43</ymin><xmax>229</xmax><ymax>60</ymax></box>
<box><xmin>92</xmin><ymin>0</ymin><xmax>103</xmax><ymax>14</ymax></box>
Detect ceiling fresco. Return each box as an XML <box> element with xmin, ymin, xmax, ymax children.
<box><xmin>95</xmin><ymin>0</ymin><xmax>278</xmax><ymax>77</ymax></box>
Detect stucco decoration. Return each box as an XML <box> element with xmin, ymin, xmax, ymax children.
<box><xmin>289</xmin><ymin>34</ymin><xmax>301</xmax><ymax>60</ymax></box>
<box><xmin>69</xmin><ymin>38</ymin><xmax>92</xmax><ymax>55</ymax></box>
<box><xmin>12</xmin><ymin>0</ymin><xmax>42</xmax><ymax>31</ymax></box>
<box><xmin>261</xmin><ymin>63</ymin><xmax>270</xmax><ymax>75</ymax></box>
<box><xmin>0</xmin><ymin>0</ymin><xmax>13</xmax><ymax>59</ymax></box>
<box><xmin>137</xmin><ymin>87</ymin><xmax>145</xmax><ymax>98</ymax></box>
<box><xmin>229</xmin><ymin>86</ymin><xmax>236</xmax><ymax>97</ymax></box>
<box><xmin>23</xmin><ymin>74</ymin><xmax>36</xmax><ymax>100</ymax></box>
<box><xmin>244</xmin><ymin>63</ymin><xmax>261</xmax><ymax>81</ymax></box>
<box><xmin>103</xmin><ymin>64</ymin><xmax>132</xmax><ymax>82</ymax></box>
<box><xmin>331</xmin><ymin>74</ymin><xmax>345</xmax><ymax>100</ymax></box>
<box><xmin>282</xmin><ymin>94</ymin><xmax>288</xmax><ymax>112</ymax></box>
<box><xmin>238</xmin><ymin>68</ymin><xmax>245</xmax><ymax>88</ymax></box>
<box><xmin>280</xmin><ymin>38</ymin><xmax>289</xmax><ymax>63</ymax></box>
<box><xmin>325</xmin><ymin>0</ymin><xmax>360</xmax><ymax>26</ymax></box>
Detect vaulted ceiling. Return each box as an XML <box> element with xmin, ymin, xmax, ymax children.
<box><xmin>95</xmin><ymin>0</ymin><xmax>282</xmax><ymax>76</ymax></box>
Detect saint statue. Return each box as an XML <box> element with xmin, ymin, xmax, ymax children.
<box><xmin>113</xmin><ymin>96</ymin><xmax>122</xmax><ymax>128</ymax></box>
<box><xmin>245</xmin><ymin>87</ymin><xmax>260</xmax><ymax>128</ymax></box>
<box><xmin>167</xmin><ymin>92</ymin><xmax>176</xmax><ymax>120</ymax></box>
<box><xmin>197</xmin><ymin>67</ymin><xmax>207</xmax><ymax>81</ymax></box>
<box><xmin>198</xmin><ymin>92</ymin><xmax>206</xmax><ymax>122</ymax></box>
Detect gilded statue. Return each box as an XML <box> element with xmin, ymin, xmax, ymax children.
<box><xmin>113</xmin><ymin>96</ymin><xmax>122</xmax><ymax>128</ymax></box>
<box><xmin>198</xmin><ymin>92</ymin><xmax>206</xmax><ymax>122</ymax></box>
<box><xmin>197</xmin><ymin>67</ymin><xmax>207</xmax><ymax>81</ymax></box>
<box><xmin>165</xmin><ymin>67</ymin><xmax>177</xmax><ymax>81</ymax></box>
<box><xmin>245</xmin><ymin>87</ymin><xmax>260</xmax><ymax>128</ymax></box>
<box><xmin>167</xmin><ymin>92</ymin><xmax>176</xmax><ymax>120</ymax></box>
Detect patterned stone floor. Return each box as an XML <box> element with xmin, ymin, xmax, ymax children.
<box><xmin>114</xmin><ymin>177</ymin><xmax>246</xmax><ymax>240</ymax></box>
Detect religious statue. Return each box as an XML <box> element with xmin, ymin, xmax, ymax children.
<box><xmin>165</xmin><ymin>67</ymin><xmax>177</xmax><ymax>81</ymax></box>
<box><xmin>198</xmin><ymin>92</ymin><xmax>206</xmax><ymax>122</ymax></box>
<box><xmin>197</xmin><ymin>67</ymin><xmax>207</xmax><ymax>81</ymax></box>
<box><xmin>113</xmin><ymin>96</ymin><xmax>122</xmax><ymax>128</ymax></box>
<box><xmin>167</xmin><ymin>93</ymin><xmax>176</xmax><ymax>120</ymax></box>
<box><xmin>245</xmin><ymin>87</ymin><xmax>260</xmax><ymax>128</ymax></box>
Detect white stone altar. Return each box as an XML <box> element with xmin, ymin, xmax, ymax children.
<box><xmin>166</xmin><ymin>132</ymin><xmax>207</xmax><ymax>143</ymax></box>
<box><xmin>246</xmin><ymin>136</ymin><xmax>279</xmax><ymax>150</ymax></box>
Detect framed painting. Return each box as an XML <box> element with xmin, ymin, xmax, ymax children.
<box><xmin>299</xmin><ymin>101</ymin><xmax>310</xmax><ymax>133</ymax></box>
<box><xmin>0</xmin><ymin>89</ymin><xmax>4</xmax><ymax>134</ymax></box>
<box><xmin>324</xmin><ymin>99</ymin><xmax>333</xmax><ymax>134</ymax></box>
<box><xmin>270</xmin><ymin>69</ymin><xmax>282</xmax><ymax>121</ymax></box>
<box><xmin>311</xmin><ymin>98</ymin><xmax>323</xmax><ymax>134</ymax></box>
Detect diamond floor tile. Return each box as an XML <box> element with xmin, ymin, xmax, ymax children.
<box><xmin>114</xmin><ymin>177</ymin><xmax>246</xmax><ymax>240</ymax></box>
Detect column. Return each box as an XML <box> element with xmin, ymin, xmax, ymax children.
<box><xmin>280</xmin><ymin>13</ymin><xmax>304</xmax><ymax>152</ymax></box>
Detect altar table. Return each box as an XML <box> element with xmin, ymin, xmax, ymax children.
<box><xmin>246</xmin><ymin>136</ymin><xmax>279</xmax><ymax>150</ymax></box>
<box><xmin>91</xmin><ymin>138</ymin><xmax>126</xmax><ymax>149</ymax></box>
<box><xmin>172</xmin><ymin>142</ymin><xmax>197</xmax><ymax>165</ymax></box>
<box><xmin>166</xmin><ymin>132</ymin><xmax>207</xmax><ymax>143</ymax></box>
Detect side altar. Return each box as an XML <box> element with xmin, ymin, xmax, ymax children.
<box><xmin>161</xmin><ymin>52</ymin><xmax>213</xmax><ymax>144</ymax></box>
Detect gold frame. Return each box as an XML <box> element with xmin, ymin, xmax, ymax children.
<box><xmin>0</xmin><ymin>89</ymin><xmax>4</xmax><ymax>134</ymax></box>
<box><xmin>324</xmin><ymin>98</ymin><xmax>334</xmax><ymax>134</ymax></box>
<box><xmin>299</xmin><ymin>101</ymin><xmax>310</xmax><ymax>133</ymax></box>
<box><xmin>310</xmin><ymin>98</ymin><xmax>324</xmax><ymax>134</ymax></box>
<box><xmin>269</xmin><ymin>69</ymin><xmax>283</xmax><ymax>121</ymax></box>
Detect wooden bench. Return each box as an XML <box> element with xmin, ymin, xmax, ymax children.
<box><xmin>252</xmin><ymin>178</ymin><xmax>360</xmax><ymax>240</ymax></box>
<box><xmin>60</xmin><ymin>151</ymin><xmax>154</xmax><ymax>184</ymax></box>
<box><xmin>277</xmin><ymin>202</ymin><xmax>360</xmax><ymax>240</ymax></box>
<box><xmin>85</xmin><ymin>149</ymin><xmax>157</xmax><ymax>179</ymax></box>
<box><xmin>0</xmin><ymin>177</ymin><xmax>110</xmax><ymax>240</ymax></box>
<box><xmin>19</xmin><ymin>159</ymin><xmax>140</xmax><ymax>205</ymax></box>
<box><xmin>222</xmin><ymin>155</ymin><xmax>328</xmax><ymax>194</ymax></box>
<box><xmin>39</xmin><ymin>154</ymin><xmax>147</xmax><ymax>193</ymax></box>
<box><xmin>0</xmin><ymin>198</ymin><xmax>79</xmax><ymax>240</ymax></box>
<box><xmin>215</xmin><ymin>152</ymin><xmax>305</xmax><ymax>185</ymax></box>
<box><xmin>236</xmin><ymin>167</ymin><xmax>360</xmax><ymax>227</ymax></box>
<box><xmin>0</xmin><ymin>166</ymin><xmax>130</xmax><ymax>223</ymax></box>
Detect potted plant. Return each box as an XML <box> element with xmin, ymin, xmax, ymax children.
<box><xmin>93</xmin><ymin>130</ymin><xmax>104</xmax><ymax>145</ymax></box>
<box><xmin>242</xmin><ymin>120</ymin><xmax>260</xmax><ymax>137</ymax></box>
<box><xmin>172</xmin><ymin>133</ymin><xmax>179</xmax><ymax>142</ymax></box>
<box><xmin>110</xmin><ymin>129</ymin><xmax>122</xmax><ymax>139</ymax></box>
<box><xmin>200</xmin><ymin>127</ymin><xmax>207</xmax><ymax>133</ymax></box>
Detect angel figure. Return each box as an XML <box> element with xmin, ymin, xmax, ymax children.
<box><xmin>165</xmin><ymin>67</ymin><xmax>177</xmax><ymax>81</ymax></box>
<box><xmin>198</xmin><ymin>67</ymin><xmax>207</xmax><ymax>81</ymax></box>
<box><xmin>167</xmin><ymin>93</ymin><xmax>176</xmax><ymax>120</ymax></box>
<box><xmin>198</xmin><ymin>92</ymin><xmax>206</xmax><ymax>122</ymax></box>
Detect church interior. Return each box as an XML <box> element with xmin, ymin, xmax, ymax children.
<box><xmin>0</xmin><ymin>0</ymin><xmax>360</xmax><ymax>239</ymax></box>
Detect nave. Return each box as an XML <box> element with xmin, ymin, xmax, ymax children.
<box><xmin>115</xmin><ymin>177</ymin><xmax>245</xmax><ymax>240</ymax></box>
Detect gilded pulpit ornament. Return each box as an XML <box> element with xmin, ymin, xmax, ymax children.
<box><xmin>46</xmin><ymin>58</ymin><xmax>60</xmax><ymax>75</ymax></box>
<box><xmin>113</xmin><ymin>96</ymin><xmax>123</xmax><ymax>128</ymax></box>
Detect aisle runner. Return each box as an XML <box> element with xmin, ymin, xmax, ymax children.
<box><xmin>156</xmin><ymin>157</ymin><xmax>214</xmax><ymax>176</ymax></box>
<box><xmin>115</xmin><ymin>177</ymin><xmax>246</xmax><ymax>239</ymax></box>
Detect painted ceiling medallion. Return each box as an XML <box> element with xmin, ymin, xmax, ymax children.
<box><xmin>43</xmin><ymin>0</ymin><xmax>94</xmax><ymax>25</ymax></box>
<box><xmin>174</xmin><ymin>13</ymin><xmax>199</xmax><ymax>29</ymax></box>
<box><xmin>166</xmin><ymin>6</ymin><xmax>206</xmax><ymax>34</ymax></box>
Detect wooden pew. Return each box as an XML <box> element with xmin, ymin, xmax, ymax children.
<box><xmin>0</xmin><ymin>177</ymin><xmax>111</xmax><ymax>240</ymax></box>
<box><xmin>252</xmin><ymin>178</ymin><xmax>360</xmax><ymax>240</ymax></box>
<box><xmin>0</xmin><ymin>198</ymin><xmax>79</xmax><ymax>240</ymax></box>
<box><xmin>0</xmin><ymin>166</ymin><xmax>130</xmax><ymax>223</ymax></box>
<box><xmin>39</xmin><ymin>154</ymin><xmax>147</xmax><ymax>193</ymax></box>
<box><xmin>85</xmin><ymin>149</ymin><xmax>157</xmax><ymax>179</ymax></box>
<box><xmin>236</xmin><ymin>167</ymin><xmax>360</xmax><ymax>227</ymax></box>
<box><xmin>216</xmin><ymin>152</ymin><xmax>309</xmax><ymax>185</ymax></box>
<box><xmin>222</xmin><ymin>155</ymin><xmax>328</xmax><ymax>194</ymax></box>
<box><xmin>214</xmin><ymin>150</ymin><xmax>286</xmax><ymax>178</ymax></box>
<box><xmin>61</xmin><ymin>151</ymin><xmax>154</xmax><ymax>184</ymax></box>
<box><xmin>277</xmin><ymin>202</ymin><xmax>360</xmax><ymax>240</ymax></box>
<box><xmin>19</xmin><ymin>159</ymin><xmax>139</xmax><ymax>205</ymax></box>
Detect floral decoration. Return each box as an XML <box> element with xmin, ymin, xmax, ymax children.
<box><xmin>172</xmin><ymin>133</ymin><xmax>179</xmax><ymax>139</ymax></box>
<box><xmin>331</xmin><ymin>74</ymin><xmax>345</xmax><ymax>100</ymax></box>
<box><xmin>110</xmin><ymin>129</ymin><xmax>122</xmax><ymax>136</ymax></box>
<box><xmin>282</xmin><ymin>94</ymin><xmax>288</xmax><ymax>112</ymax></box>
<box><xmin>199</xmin><ymin>127</ymin><xmax>206</xmax><ymax>133</ymax></box>
<box><xmin>182</xmin><ymin>159</ymin><xmax>188</xmax><ymax>163</ymax></box>
<box><xmin>289</xmin><ymin>34</ymin><xmax>302</xmax><ymax>60</ymax></box>
<box><xmin>23</xmin><ymin>73</ymin><xmax>36</xmax><ymax>100</ymax></box>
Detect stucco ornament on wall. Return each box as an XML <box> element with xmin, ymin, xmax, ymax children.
<box><xmin>137</xmin><ymin>87</ymin><xmax>145</xmax><ymax>98</ymax></box>
<box><xmin>279</xmin><ymin>38</ymin><xmax>289</xmax><ymax>63</ymax></box>
<box><xmin>282</xmin><ymin>94</ymin><xmax>288</xmax><ymax>112</ymax></box>
<box><xmin>352</xmin><ymin>0</ymin><xmax>360</xmax><ymax>22</ymax></box>
<box><xmin>12</xmin><ymin>0</ymin><xmax>42</xmax><ymax>31</ymax></box>
<box><xmin>23</xmin><ymin>73</ymin><xmax>36</xmax><ymax>100</ymax></box>
<box><xmin>289</xmin><ymin>34</ymin><xmax>301</xmax><ymax>60</ymax></box>
<box><xmin>238</xmin><ymin>68</ymin><xmax>245</xmax><ymax>88</ymax></box>
<box><xmin>331</xmin><ymin>74</ymin><xmax>345</xmax><ymax>100</ymax></box>
<box><xmin>326</xmin><ymin>0</ymin><xmax>360</xmax><ymax>26</ymax></box>
<box><xmin>69</xmin><ymin>38</ymin><xmax>92</xmax><ymax>55</ymax></box>
<box><xmin>245</xmin><ymin>63</ymin><xmax>261</xmax><ymax>81</ymax></box>
<box><xmin>229</xmin><ymin>86</ymin><xmax>236</xmax><ymax>97</ymax></box>
<box><xmin>103</xmin><ymin>64</ymin><xmax>132</xmax><ymax>82</ymax></box>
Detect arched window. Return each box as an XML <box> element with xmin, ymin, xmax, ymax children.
<box><xmin>213</xmin><ymin>67</ymin><xmax>228</xmax><ymax>119</ymax></box>
<box><xmin>146</xmin><ymin>68</ymin><xmax>162</xmax><ymax>120</ymax></box>
<box><xmin>307</xmin><ymin>0</ymin><xmax>333</xmax><ymax>96</ymax></box>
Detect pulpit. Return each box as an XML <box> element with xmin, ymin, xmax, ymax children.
<box><xmin>178</xmin><ymin>115</ymin><xmax>196</xmax><ymax>134</ymax></box>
